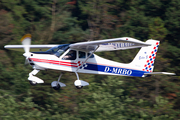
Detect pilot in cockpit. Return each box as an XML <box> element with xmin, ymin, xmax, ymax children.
<box><xmin>63</xmin><ymin>50</ymin><xmax>76</xmax><ymax>60</ymax></box>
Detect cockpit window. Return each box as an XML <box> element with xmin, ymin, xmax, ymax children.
<box><xmin>63</xmin><ymin>50</ymin><xmax>77</xmax><ymax>60</ymax></box>
<box><xmin>79</xmin><ymin>51</ymin><xmax>86</xmax><ymax>58</ymax></box>
<box><xmin>46</xmin><ymin>44</ymin><xmax>69</xmax><ymax>57</ymax></box>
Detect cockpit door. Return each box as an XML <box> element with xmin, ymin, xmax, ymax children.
<box><xmin>62</xmin><ymin>50</ymin><xmax>77</xmax><ymax>61</ymax></box>
<box><xmin>60</xmin><ymin>49</ymin><xmax>79</xmax><ymax>70</ymax></box>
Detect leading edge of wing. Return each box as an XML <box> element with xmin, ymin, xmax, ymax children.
<box><xmin>69</xmin><ymin>37</ymin><xmax>151</xmax><ymax>52</ymax></box>
<box><xmin>4</xmin><ymin>45</ymin><xmax>58</xmax><ymax>52</ymax></box>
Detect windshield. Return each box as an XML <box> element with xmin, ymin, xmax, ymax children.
<box><xmin>46</xmin><ymin>44</ymin><xmax>69</xmax><ymax>57</ymax></box>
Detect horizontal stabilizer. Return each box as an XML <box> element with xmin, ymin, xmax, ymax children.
<box><xmin>144</xmin><ymin>72</ymin><xmax>176</xmax><ymax>75</ymax></box>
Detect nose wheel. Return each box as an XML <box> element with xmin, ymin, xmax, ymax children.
<box><xmin>76</xmin><ymin>86</ymin><xmax>83</xmax><ymax>89</ymax></box>
<box><xmin>29</xmin><ymin>81</ymin><xmax>37</xmax><ymax>86</ymax></box>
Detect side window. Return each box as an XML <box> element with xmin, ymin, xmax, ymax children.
<box><xmin>79</xmin><ymin>51</ymin><xmax>86</xmax><ymax>58</ymax></box>
<box><xmin>88</xmin><ymin>53</ymin><xmax>94</xmax><ymax>58</ymax></box>
<box><xmin>62</xmin><ymin>50</ymin><xmax>77</xmax><ymax>60</ymax></box>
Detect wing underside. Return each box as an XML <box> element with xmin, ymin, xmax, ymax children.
<box><xmin>70</xmin><ymin>37</ymin><xmax>151</xmax><ymax>52</ymax></box>
<box><xmin>5</xmin><ymin>37</ymin><xmax>151</xmax><ymax>52</ymax></box>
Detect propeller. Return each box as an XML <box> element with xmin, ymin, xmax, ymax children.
<box><xmin>21</xmin><ymin>34</ymin><xmax>31</xmax><ymax>65</ymax></box>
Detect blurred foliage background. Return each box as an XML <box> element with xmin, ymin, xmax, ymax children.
<box><xmin>0</xmin><ymin>0</ymin><xmax>180</xmax><ymax>119</ymax></box>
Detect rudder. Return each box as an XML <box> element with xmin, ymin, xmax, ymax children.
<box><xmin>130</xmin><ymin>39</ymin><xmax>160</xmax><ymax>72</ymax></box>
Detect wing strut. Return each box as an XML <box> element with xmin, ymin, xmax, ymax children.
<box><xmin>76</xmin><ymin>45</ymin><xmax>99</xmax><ymax>72</ymax></box>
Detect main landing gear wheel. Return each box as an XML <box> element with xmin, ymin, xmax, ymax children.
<box><xmin>74</xmin><ymin>79</ymin><xmax>89</xmax><ymax>89</ymax></box>
<box><xmin>53</xmin><ymin>84</ymin><xmax>60</xmax><ymax>90</ymax></box>
<box><xmin>51</xmin><ymin>81</ymin><xmax>65</xmax><ymax>90</ymax></box>
<box><xmin>76</xmin><ymin>86</ymin><xmax>83</xmax><ymax>89</ymax></box>
<box><xmin>29</xmin><ymin>81</ymin><xmax>37</xmax><ymax>86</ymax></box>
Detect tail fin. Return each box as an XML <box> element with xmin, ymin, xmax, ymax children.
<box><xmin>130</xmin><ymin>39</ymin><xmax>160</xmax><ymax>72</ymax></box>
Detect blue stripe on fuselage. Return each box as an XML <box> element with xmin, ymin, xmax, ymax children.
<box><xmin>82</xmin><ymin>63</ymin><xmax>148</xmax><ymax>77</ymax></box>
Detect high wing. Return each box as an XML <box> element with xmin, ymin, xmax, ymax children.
<box><xmin>5</xmin><ymin>37</ymin><xmax>151</xmax><ymax>52</ymax></box>
<box><xmin>4</xmin><ymin>45</ymin><xmax>58</xmax><ymax>52</ymax></box>
<box><xmin>69</xmin><ymin>37</ymin><xmax>151</xmax><ymax>52</ymax></box>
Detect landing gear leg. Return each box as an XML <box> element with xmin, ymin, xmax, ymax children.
<box><xmin>28</xmin><ymin>69</ymin><xmax>44</xmax><ymax>85</ymax></box>
<box><xmin>74</xmin><ymin>72</ymin><xmax>83</xmax><ymax>89</ymax></box>
<box><xmin>51</xmin><ymin>73</ymin><xmax>66</xmax><ymax>90</ymax></box>
<box><xmin>74</xmin><ymin>72</ymin><xmax>89</xmax><ymax>89</ymax></box>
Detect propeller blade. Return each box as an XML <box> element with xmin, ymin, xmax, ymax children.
<box><xmin>21</xmin><ymin>34</ymin><xmax>31</xmax><ymax>65</ymax></box>
<box><xmin>24</xmin><ymin>58</ymin><xmax>29</xmax><ymax>65</ymax></box>
<box><xmin>21</xmin><ymin>34</ymin><xmax>31</xmax><ymax>53</ymax></box>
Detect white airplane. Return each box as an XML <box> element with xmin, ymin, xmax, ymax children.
<box><xmin>4</xmin><ymin>34</ymin><xmax>175</xmax><ymax>90</ymax></box>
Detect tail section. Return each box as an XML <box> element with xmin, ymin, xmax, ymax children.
<box><xmin>130</xmin><ymin>39</ymin><xmax>160</xmax><ymax>72</ymax></box>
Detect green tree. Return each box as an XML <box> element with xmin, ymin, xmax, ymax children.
<box><xmin>77</xmin><ymin>76</ymin><xmax>175</xmax><ymax>119</ymax></box>
<box><xmin>0</xmin><ymin>90</ymin><xmax>48</xmax><ymax>120</ymax></box>
<box><xmin>78</xmin><ymin>0</ymin><xmax>119</xmax><ymax>40</ymax></box>
<box><xmin>149</xmin><ymin>17</ymin><xmax>167</xmax><ymax>41</ymax></box>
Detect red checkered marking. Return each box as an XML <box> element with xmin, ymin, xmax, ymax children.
<box><xmin>142</xmin><ymin>42</ymin><xmax>159</xmax><ymax>72</ymax></box>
